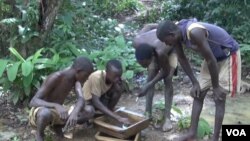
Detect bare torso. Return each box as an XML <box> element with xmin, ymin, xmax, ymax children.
<box><xmin>133</xmin><ymin>29</ymin><xmax>174</xmax><ymax>68</ymax></box>
<box><xmin>42</xmin><ymin>71</ymin><xmax>75</xmax><ymax>104</ymax></box>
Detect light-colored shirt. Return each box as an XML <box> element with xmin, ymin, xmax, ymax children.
<box><xmin>82</xmin><ymin>70</ymin><xmax>112</xmax><ymax>101</ymax></box>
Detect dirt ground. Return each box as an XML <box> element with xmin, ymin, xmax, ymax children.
<box><xmin>1</xmin><ymin>64</ymin><xmax>250</xmax><ymax>141</ymax></box>
<box><xmin>0</xmin><ymin>79</ymin><xmax>195</xmax><ymax>141</ymax></box>
<box><xmin>1</xmin><ymin>74</ymin><xmax>250</xmax><ymax>141</ymax></box>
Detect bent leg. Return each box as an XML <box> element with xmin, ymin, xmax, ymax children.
<box><xmin>213</xmin><ymin>95</ymin><xmax>226</xmax><ymax>141</ymax></box>
<box><xmin>77</xmin><ymin>105</ymin><xmax>95</xmax><ymax>124</ymax></box>
<box><xmin>162</xmin><ymin>77</ymin><xmax>173</xmax><ymax>132</ymax></box>
<box><xmin>36</xmin><ymin>108</ymin><xmax>53</xmax><ymax>141</ymax></box>
<box><xmin>179</xmin><ymin>89</ymin><xmax>208</xmax><ymax>141</ymax></box>
<box><xmin>99</xmin><ymin>83</ymin><xmax>123</xmax><ymax>111</ymax></box>
<box><xmin>145</xmin><ymin>61</ymin><xmax>158</xmax><ymax>118</ymax></box>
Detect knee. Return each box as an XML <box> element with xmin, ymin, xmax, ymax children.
<box><xmin>194</xmin><ymin>90</ymin><xmax>207</xmax><ymax>101</ymax></box>
<box><xmin>84</xmin><ymin>105</ymin><xmax>95</xmax><ymax>118</ymax></box>
<box><xmin>214</xmin><ymin>97</ymin><xmax>226</xmax><ymax>105</ymax></box>
<box><xmin>194</xmin><ymin>96</ymin><xmax>205</xmax><ymax>102</ymax></box>
<box><xmin>36</xmin><ymin>108</ymin><xmax>53</xmax><ymax>122</ymax></box>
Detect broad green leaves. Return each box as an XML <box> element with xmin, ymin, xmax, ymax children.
<box><xmin>124</xmin><ymin>70</ymin><xmax>134</xmax><ymax>80</ymax></box>
<box><xmin>86</xmin><ymin>35</ymin><xmax>144</xmax><ymax>81</ymax></box>
<box><xmin>0</xmin><ymin>59</ymin><xmax>8</xmax><ymax>77</ymax></box>
<box><xmin>197</xmin><ymin>118</ymin><xmax>212</xmax><ymax>139</ymax></box>
<box><xmin>1</xmin><ymin>47</ymin><xmax>66</xmax><ymax>105</ymax></box>
<box><xmin>240</xmin><ymin>44</ymin><xmax>250</xmax><ymax>51</ymax></box>
<box><xmin>7</xmin><ymin>62</ymin><xmax>21</xmax><ymax>82</ymax></box>
<box><xmin>9</xmin><ymin>47</ymin><xmax>25</xmax><ymax>62</ymax></box>
<box><xmin>22</xmin><ymin>61</ymin><xmax>33</xmax><ymax>76</ymax></box>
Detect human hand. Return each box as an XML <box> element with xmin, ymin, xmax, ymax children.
<box><xmin>213</xmin><ymin>86</ymin><xmax>227</xmax><ymax>101</ymax></box>
<box><xmin>55</xmin><ymin>104</ymin><xmax>68</xmax><ymax>121</ymax></box>
<box><xmin>64</xmin><ymin>112</ymin><xmax>77</xmax><ymax>132</ymax></box>
<box><xmin>117</xmin><ymin>117</ymin><xmax>130</xmax><ymax>125</ymax></box>
<box><xmin>190</xmin><ymin>82</ymin><xmax>201</xmax><ymax>98</ymax></box>
<box><xmin>136</xmin><ymin>84</ymin><xmax>151</xmax><ymax>97</ymax></box>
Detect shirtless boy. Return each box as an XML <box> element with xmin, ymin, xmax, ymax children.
<box><xmin>133</xmin><ymin>24</ymin><xmax>178</xmax><ymax>131</ymax></box>
<box><xmin>29</xmin><ymin>56</ymin><xmax>94</xmax><ymax>141</ymax></box>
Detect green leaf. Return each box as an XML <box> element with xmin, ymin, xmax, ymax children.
<box><xmin>9</xmin><ymin>47</ymin><xmax>25</xmax><ymax>62</ymax></box>
<box><xmin>32</xmin><ymin>48</ymin><xmax>44</xmax><ymax>63</ymax></box>
<box><xmin>123</xmin><ymin>70</ymin><xmax>134</xmax><ymax>79</ymax></box>
<box><xmin>67</xmin><ymin>42</ymin><xmax>82</xmax><ymax>56</ymax></box>
<box><xmin>7</xmin><ymin>62</ymin><xmax>21</xmax><ymax>82</ymax></box>
<box><xmin>52</xmin><ymin>53</ymin><xmax>60</xmax><ymax>64</ymax></box>
<box><xmin>0</xmin><ymin>59</ymin><xmax>8</xmax><ymax>77</ymax></box>
<box><xmin>171</xmin><ymin>105</ymin><xmax>183</xmax><ymax>115</ymax></box>
<box><xmin>0</xmin><ymin>77</ymin><xmax>11</xmax><ymax>93</ymax></box>
<box><xmin>22</xmin><ymin>61</ymin><xmax>34</xmax><ymax>76</ymax></box>
<box><xmin>115</xmin><ymin>35</ymin><xmax>126</xmax><ymax>48</ymax></box>
<box><xmin>11</xmin><ymin>92</ymin><xmax>20</xmax><ymax>105</ymax></box>
<box><xmin>240</xmin><ymin>44</ymin><xmax>250</xmax><ymax>51</ymax></box>
<box><xmin>32</xmin><ymin>79</ymin><xmax>41</xmax><ymax>89</ymax></box>
<box><xmin>62</xmin><ymin>12</ymin><xmax>73</xmax><ymax>27</ymax></box>
<box><xmin>197</xmin><ymin>118</ymin><xmax>212</xmax><ymax>139</ymax></box>
<box><xmin>23</xmin><ymin>73</ymin><xmax>33</xmax><ymax>87</ymax></box>
<box><xmin>24</xmin><ymin>85</ymin><xmax>31</xmax><ymax>96</ymax></box>
<box><xmin>35</xmin><ymin>58</ymin><xmax>53</xmax><ymax>64</ymax></box>
<box><xmin>0</xmin><ymin>18</ymin><xmax>18</xmax><ymax>24</ymax></box>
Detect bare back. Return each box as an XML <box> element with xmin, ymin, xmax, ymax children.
<box><xmin>133</xmin><ymin>29</ymin><xmax>173</xmax><ymax>53</ymax></box>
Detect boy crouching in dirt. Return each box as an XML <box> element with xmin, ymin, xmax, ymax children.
<box><xmin>82</xmin><ymin>59</ymin><xmax>130</xmax><ymax>125</ymax></box>
<box><xmin>29</xmin><ymin>57</ymin><xmax>94</xmax><ymax>141</ymax></box>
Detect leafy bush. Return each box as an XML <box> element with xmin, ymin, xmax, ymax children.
<box><xmin>146</xmin><ymin>0</ymin><xmax>250</xmax><ymax>68</ymax></box>
<box><xmin>0</xmin><ymin>0</ymin><xmax>40</xmax><ymax>57</ymax></box>
<box><xmin>240</xmin><ymin>44</ymin><xmax>250</xmax><ymax>67</ymax></box>
<box><xmin>84</xmin><ymin>0</ymin><xmax>143</xmax><ymax>18</ymax></box>
<box><xmin>0</xmin><ymin>47</ymin><xmax>72</xmax><ymax>105</ymax></box>
<box><xmin>177</xmin><ymin>116</ymin><xmax>212</xmax><ymax>139</ymax></box>
<box><xmin>65</xmin><ymin>35</ymin><xmax>144</xmax><ymax>81</ymax></box>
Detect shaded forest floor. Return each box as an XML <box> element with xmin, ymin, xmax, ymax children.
<box><xmin>1</xmin><ymin>71</ymin><xmax>250</xmax><ymax>141</ymax></box>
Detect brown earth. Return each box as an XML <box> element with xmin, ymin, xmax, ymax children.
<box><xmin>1</xmin><ymin>75</ymin><xmax>250</xmax><ymax>141</ymax></box>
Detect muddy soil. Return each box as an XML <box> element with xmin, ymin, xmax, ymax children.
<box><xmin>1</xmin><ymin>76</ymin><xmax>250</xmax><ymax>141</ymax></box>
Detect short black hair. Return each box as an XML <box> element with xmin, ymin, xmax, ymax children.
<box><xmin>156</xmin><ymin>20</ymin><xmax>178</xmax><ymax>42</ymax></box>
<box><xmin>106</xmin><ymin>59</ymin><xmax>122</xmax><ymax>72</ymax></box>
<box><xmin>72</xmin><ymin>56</ymin><xmax>93</xmax><ymax>72</ymax></box>
<box><xmin>135</xmin><ymin>43</ymin><xmax>154</xmax><ymax>61</ymax></box>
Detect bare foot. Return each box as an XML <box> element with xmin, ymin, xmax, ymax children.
<box><xmin>162</xmin><ymin>118</ymin><xmax>173</xmax><ymax>132</ymax></box>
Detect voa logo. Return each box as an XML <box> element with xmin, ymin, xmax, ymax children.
<box><xmin>226</xmin><ymin>129</ymin><xmax>246</xmax><ymax>136</ymax></box>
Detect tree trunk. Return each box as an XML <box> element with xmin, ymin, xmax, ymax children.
<box><xmin>38</xmin><ymin>0</ymin><xmax>63</xmax><ymax>32</ymax></box>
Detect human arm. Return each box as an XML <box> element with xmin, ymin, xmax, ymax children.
<box><xmin>137</xmin><ymin>51</ymin><xmax>173</xmax><ymax>97</ymax></box>
<box><xmin>175</xmin><ymin>42</ymin><xmax>201</xmax><ymax>97</ymax></box>
<box><xmin>29</xmin><ymin>73</ymin><xmax>68</xmax><ymax>119</ymax></box>
<box><xmin>92</xmin><ymin>94</ymin><xmax>130</xmax><ymax>124</ymax></box>
<box><xmin>64</xmin><ymin>81</ymin><xmax>85</xmax><ymax>128</ymax></box>
<box><xmin>190</xmin><ymin>28</ymin><xmax>225</xmax><ymax>100</ymax></box>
